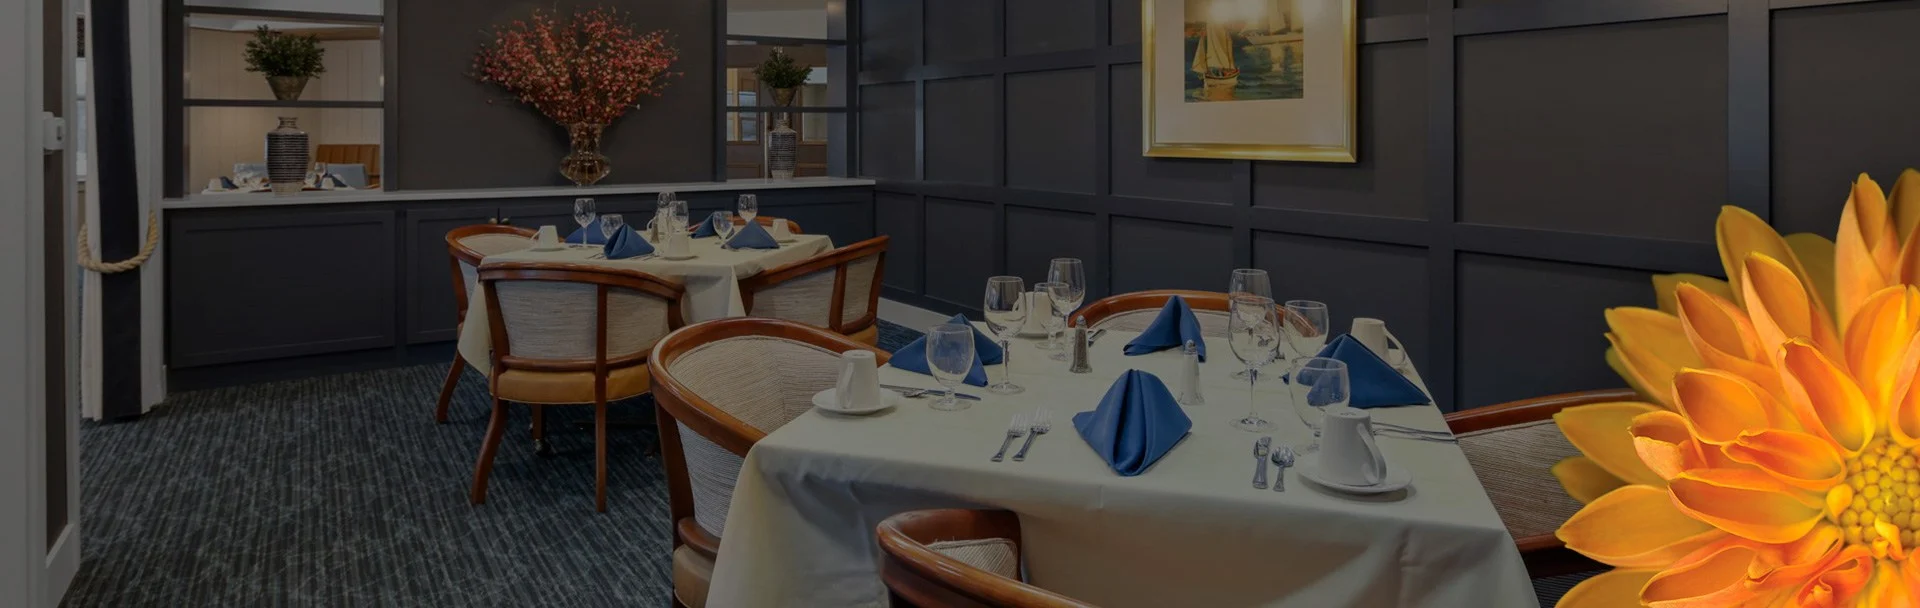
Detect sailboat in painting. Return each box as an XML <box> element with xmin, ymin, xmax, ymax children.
<box><xmin>1190</xmin><ymin>21</ymin><xmax>1240</xmax><ymax>99</ymax></box>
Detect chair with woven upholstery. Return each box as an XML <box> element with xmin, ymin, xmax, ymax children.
<box><xmin>1445</xmin><ymin>388</ymin><xmax>1635</xmax><ymax>578</ymax></box>
<box><xmin>470</xmin><ymin>261</ymin><xmax>687</xmax><ymax>513</ymax></box>
<box><xmin>877</xmin><ymin>509</ymin><xmax>1097</xmax><ymax>608</ymax></box>
<box><xmin>435</xmin><ymin>224</ymin><xmax>536</xmax><ymax>423</ymax></box>
<box><xmin>737</xmin><ymin>236</ymin><xmax>889</xmax><ymax>345</ymax></box>
<box><xmin>1073</xmin><ymin>289</ymin><xmax>1232</xmax><ymax>338</ymax></box>
<box><xmin>648</xmin><ymin>317</ymin><xmax>889</xmax><ymax>608</ymax></box>
<box><xmin>729</xmin><ymin>215</ymin><xmax>803</xmax><ymax>234</ymax></box>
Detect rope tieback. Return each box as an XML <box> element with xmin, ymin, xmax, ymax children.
<box><xmin>76</xmin><ymin>205</ymin><xmax>160</xmax><ymax>274</ymax></box>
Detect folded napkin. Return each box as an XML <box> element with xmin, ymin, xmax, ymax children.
<box><xmin>603</xmin><ymin>227</ymin><xmax>654</xmax><ymax>260</ymax></box>
<box><xmin>944</xmin><ymin>314</ymin><xmax>1003</xmax><ymax>366</ymax></box>
<box><xmin>725</xmin><ymin>220</ymin><xmax>778</xmax><ymax>250</ymax></box>
<box><xmin>1123</xmin><ymin>296</ymin><xmax>1207</xmax><ymax>361</ymax></box>
<box><xmin>1312</xmin><ymin>334</ymin><xmax>1429</xmax><ymax>408</ymax></box>
<box><xmin>888</xmin><ymin>335</ymin><xmax>989</xmax><ymax>386</ymax></box>
<box><xmin>322</xmin><ymin>174</ymin><xmax>349</xmax><ymax>189</ymax></box>
<box><xmin>693</xmin><ymin>213</ymin><xmax>725</xmax><ymax>238</ymax></box>
<box><xmin>1073</xmin><ymin>370</ymin><xmax>1192</xmax><ymax>476</ymax></box>
<box><xmin>219</xmin><ymin>176</ymin><xmax>238</xmax><ymax>190</ymax></box>
<box><xmin>566</xmin><ymin>218</ymin><xmax>609</xmax><ymax>245</ymax></box>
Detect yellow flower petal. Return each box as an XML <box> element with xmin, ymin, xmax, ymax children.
<box><xmin>1607</xmin><ymin>307</ymin><xmax>1700</xmax><ymax>409</ymax></box>
<box><xmin>1557</xmin><ymin>484</ymin><xmax>1724</xmax><ymax>569</ymax></box>
<box><xmin>1668</xmin><ymin>469</ymin><xmax>1825</xmax><ymax>544</ymax></box>
<box><xmin>1779</xmin><ymin>340</ymin><xmax>1877</xmax><ymax>455</ymax></box>
<box><xmin>1787</xmin><ymin>546</ymin><xmax>1874</xmax><ymax>608</ymax></box>
<box><xmin>1872</xmin><ymin>520</ymin><xmax>1906</xmax><ymax>561</ymax></box>
<box><xmin>1721</xmin><ymin>429</ymin><xmax>1846</xmax><ymax>492</ymax></box>
<box><xmin>1748</xmin><ymin>523</ymin><xmax>1845</xmax><ymax>593</ymax></box>
<box><xmin>1743</xmin><ymin>252</ymin><xmax>1842</xmax><ymax>366</ymax></box>
<box><xmin>1673</xmin><ymin>368</ymin><xmax>1797</xmax><ymax>445</ymax></box>
<box><xmin>1841</xmin><ymin>285</ymin><xmax>1920</xmax><ymax>418</ymax></box>
<box><xmin>1893</xmin><ymin>332</ymin><xmax>1920</xmax><ymax>446</ymax></box>
<box><xmin>1836</xmin><ymin>174</ymin><xmax>1899</xmax><ymax>334</ymax></box>
<box><xmin>1653</xmin><ymin>273</ymin><xmax>1735</xmax><ymax>317</ymax></box>
<box><xmin>1556</xmin><ymin>568</ymin><xmax>1657</xmax><ymax>608</ymax></box>
<box><xmin>1719</xmin><ymin>205</ymin><xmax>1814</xmax><ymax>311</ymax></box>
<box><xmin>1556</xmin><ymin>402</ymin><xmax>1667</xmax><ymax>488</ymax></box>
<box><xmin>1676</xmin><ymin>284</ymin><xmax>1784</xmax><ymax>398</ymax></box>
<box><xmin>1785</xmin><ymin>232</ymin><xmax>1839</xmax><ymax>323</ymax></box>
<box><xmin>1552</xmin><ymin>456</ymin><xmax>1627</xmax><ymax>505</ymax></box>
<box><xmin>1607</xmin><ymin>345</ymin><xmax>1665</xmax><ymax>406</ymax></box>
<box><xmin>1642</xmin><ymin>540</ymin><xmax>1764</xmax><ymax>607</ymax></box>
<box><xmin>1889</xmin><ymin>168</ymin><xmax>1920</xmax><ymax>242</ymax></box>
<box><xmin>1860</xmin><ymin>559</ymin><xmax>1915</xmax><ymax>608</ymax></box>
<box><xmin>1826</xmin><ymin>485</ymin><xmax>1854</xmax><ymax>521</ymax></box>
<box><xmin>1632</xmin><ymin>411</ymin><xmax>1704</xmax><ymax>481</ymax></box>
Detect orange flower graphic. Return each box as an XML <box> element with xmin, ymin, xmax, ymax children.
<box><xmin>1557</xmin><ymin>170</ymin><xmax>1920</xmax><ymax>607</ymax></box>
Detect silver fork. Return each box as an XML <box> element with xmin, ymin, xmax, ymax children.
<box><xmin>1012</xmin><ymin>409</ymin><xmax>1052</xmax><ymax>461</ymax></box>
<box><xmin>887</xmin><ymin>387</ymin><xmax>933</xmax><ymax>398</ymax></box>
<box><xmin>991</xmin><ymin>415</ymin><xmax>1028</xmax><ymax>462</ymax></box>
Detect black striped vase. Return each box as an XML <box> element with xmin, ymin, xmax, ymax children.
<box><xmin>266</xmin><ymin>117</ymin><xmax>309</xmax><ymax>196</ymax></box>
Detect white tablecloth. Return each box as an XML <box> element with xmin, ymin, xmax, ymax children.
<box><xmin>456</xmin><ymin>234</ymin><xmax>833</xmax><ymax>365</ymax></box>
<box><xmin>705</xmin><ymin>328</ymin><xmax>1536</xmax><ymax>607</ymax></box>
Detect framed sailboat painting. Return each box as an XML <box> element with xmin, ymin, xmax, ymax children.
<box><xmin>1142</xmin><ymin>0</ymin><xmax>1358</xmax><ymax>162</ymax></box>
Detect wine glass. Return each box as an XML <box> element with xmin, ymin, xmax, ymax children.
<box><xmin>657</xmin><ymin>191</ymin><xmax>676</xmax><ymax>208</ymax></box>
<box><xmin>982</xmin><ymin>276</ymin><xmax>1028</xmax><ymax>395</ymax></box>
<box><xmin>600</xmin><ymin>214</ymin><xmax>624</xmax><ymax>243</ymax></box>
<box><xmin>1228</xmin><ymin>295</ymin><xmax>1280</xmax><ymax>432</ymax></box>
<box><xmin>572</xmin><ymin>198</ymin><xmax>597</xmax><ymax>247</ymax></box>
<box><xmin>668</xmin><ymin>200</ymin><xmax>690</xmax><ymax>233</ymax></box>
<box><xmin>713</xmin><ymin>211</ymin><xmax>737</xmax><ymax>245</ymax></box>
<box><xmin>1283</xmin><ymin>300</ymin><xmax>1330</xmax><ymax>360</ymax></box>
<box><xmin>1033</xmin><ymin>282</ymin><xmax>1067</xmax><ymax>352</ymax></box>
<box><xmin>738</xmin><ymin>194</ymin><xmax>759</xmax><ymax>223</ymax></box>
<box><xmin>1228</xmin><ymin>269</ymin><xmax>1272</xmax><ymax>380</ymax></box>
<box><xmin>1046</xmin><ymin>258</ymin><xmax>1087</xmax><ymax>350</ymax></box>
<box><xmin>1289</xmin><ymin>357</ymin><xmax>1350</xmax><ymax>451</ymax></box>
<box><xmin>926</xmin><ymin>324</ymin><xmax>978</xmax><ymax>411</ymax></box>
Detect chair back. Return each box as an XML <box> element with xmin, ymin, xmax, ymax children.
<box><xmin>315</xmin><ymin>143</ymin><xmax>381</xmax><ymax>186</ymax></box>
<box><xmin>1445</xmin><ymin>388</ymin><xmax>1636</xmax><ymax>578</ymax></box>
<box><xmin>731</xmin><ymin>215</ymin><xmax>804</xmax><ymax>234</ymax></box>
<box><xmin>1074</xmin><ymin>289</ymin><xmax>1232</xmax><ymax>338</ymax></box>
<box><xmin>445</xmin><ymin>224</ymin><xmax>536</xmax><ymax>323</ymax></box>
<box><xmin>478</xmin><ymin>262</ymin><xmax>685</xmax><ymax>379</ymax></box>
<box><xmin>739</xmin><ymin>236</ymin><xmax>889</xmax><ymax>337</ymax></box>
<box><xmin>878</xmin><ymin>509</ymin><xmax>1095</xmax><ymax>608</ymax></box>
<box><xmin>649</xmin><ymin>318</ymin><xmax>890</xmax><ymax>557</ymax></box>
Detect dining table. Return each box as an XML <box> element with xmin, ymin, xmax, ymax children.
<box><xmin>703</xmin><ymin>325</ymin><xmax>1538</xmax><ymax>607</ymax></box>
<box><xmin>454</xmin><ymin>233</ymin><xmax>834</xmax><ymax>368</ymax></box>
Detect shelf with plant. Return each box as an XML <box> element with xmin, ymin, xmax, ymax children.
<box><xmin>244</xmin><ymin>25</ymin><xmax>327</xmax><ymax>101</ymax></box>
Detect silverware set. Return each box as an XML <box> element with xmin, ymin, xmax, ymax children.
<box><xmin>1086</xmin><ymin>328</ymin><xmax>1108</xmax><ymax>345</ymax></box>
<box><xmin>992</xmin><ymin>415</ymin><xmax>1027</xmax><ymax>462</ymax></box>
<box><xmin>989</xmin><ymin>409</ymin><xmax>1053</xmax><ymax>462</ymax></box>
<box><xmin>883</xmin><ymin>384</ymin><xmax>981</xmax><ymax>401</ymax></box>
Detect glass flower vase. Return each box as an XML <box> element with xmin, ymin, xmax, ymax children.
<box><xmin>560</xmin><ymin>122</ymin><xmax>612</xmax><ymax>187</ymax></box>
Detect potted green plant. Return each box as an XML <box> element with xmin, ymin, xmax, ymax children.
<box><xmin>244</xmin><ymin>25</ymin><xmax>326</xmax><ymax>101</ymax></box>
<box><xmin>754</xmin><ymin>48</ymin><xmax>811</xmax><ymax>179</ymax></box>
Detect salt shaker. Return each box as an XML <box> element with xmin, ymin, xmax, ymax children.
<box><xmin>1069</xmin><ymin>316</ymin><xmax>1093</xmax><ymax>374</ymax></box>
<box><xmin>1177</xmin><ymin>339</ymin><xmax>1204</xmax><ymax>405</ymax></box>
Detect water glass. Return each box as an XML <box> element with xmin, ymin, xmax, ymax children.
<box><xmin>926</xmin><ymin>324</ymin><xmax>978</xmax><ymax>411</ymax></box>
<box><xmin>1046</xmin><ymin>282</ymin><xmax>1079</xmax><ymax>361</ymax></box>
<box><xmin>1228</xmin><ymin>295</ymin><xmax>1280</xmax><ymax>432</ymax></box>
<box><xmin>713</xmin><ymin>211</ymin><xmax>737</xmax><ymax>244</ymax></box>
<box><xmin>600</xmin><ymin>214</ymin><xmax>624</xmax><ymax>242</ymax></box>
<box><xmin>1046</xmin><ymin>258</ymin><xmax>1087</xmax><ymax>349</ymax></box>
<box><xmin>657</xmin><ymin>191</ymin><xmax>676</xmax><ymax>208</ymax></box>
<box><xmin>667</xmin><ymin>200</ymin><xmax>689</xmax><ymax>232</ymax></box>
<box><xmin>1283</xmin><ymin>300</ymin><xmax>1330</xmax><ymax>359</ymax></box>
<box><xmin>982</xmin><ymin>276</ymin><xmax>1028</xmax><ymax>395</ymax></box>
<box><xmin>1034</xmin><ymin>282</ymin><xmax>1067</xmax><ymax>353</ymax></box>
<box><xmin>1289</xmin><ymin>357</ymin><xmax>1350</xmax><ymax>450</ymax></box>
<box><xmin>1228</xmin><ymin>269</ymin><xmax>1272</xmax><ymax>380</ymax></box>
<box><xmin>572</xmin><ymin>198</ymin><xmax>597</xmax><ymax>246</ymax></box>
<box><xmin>738</xmin><ymin>194</ymin><xmax>759</xmax><ymax>222</ymax></box>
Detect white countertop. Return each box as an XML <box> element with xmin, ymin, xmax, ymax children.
<box><xmin>161</xmin><ymin>177</ymin><xmax>877</xmax><ymax>210</ymax></box>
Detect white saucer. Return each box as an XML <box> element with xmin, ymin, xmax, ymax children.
<box><xmin>658</xmin><ymin>253</ymin><xmax>698</xmax><ymax>261</ymax></box>
<box><xmin>810</xmin><ymin>388</ymin><xmax>899</xmax><ymax>416</ymax></box>
<box><xmin>1295</xmin><ymin>453</ymin><xmax>1413</xmax><ymax>495</ymax></box>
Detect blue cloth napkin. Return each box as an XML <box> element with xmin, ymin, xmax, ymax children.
<box><xmin>1123</xmin><ymin>296</ymin><xmax>1207</xmax><ymax>361</ymax></box>
<box><xmin>322</xmin><ymin>174</ymin><xmax>349</xmax><ymax>189</ymax></box>
<box><xmin>725</xmin><ymin>220</ymin><xmax>778</xmax><ymax>250</ymax></box>
<box><xmin>602</xmin><ymin>227</ymin><xmax>654</xmax><ymax>260</ymax></box>
<box><xmin>693</xmin><ymin>213</ymin><xmax>726</xmax><ymax>238</ymax></box>
<box><xmin>1312</xmin><ymin>334</ymin><xmax>1429</xmax><ymax>408</ymax></box>
<box><xmin>565</xmin><ymin>218</ymin><xmax>608</xmax><ymax>245</ymax></box>
<box><xmin>1073</xmin><ymin>370</ymin><xmax>1192</xmax><ymax>476</ymax></box>
<box><xmin>942</xmin><ymin>314</ymin><xmax>1003</xmax><ymax>365</ymax></box>
<box><xmin>218</xmin><ymin>176</ymin><xmax>238</xmax><ymax>190</ymax></box>
<box><xmin>888</xmin><ymin>335</ymin><xmax>989</xmax><ymax>387</ymax></box>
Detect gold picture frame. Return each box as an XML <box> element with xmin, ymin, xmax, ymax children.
<box><xmin>1142</xmin><ymin>0</ymin><xmax>1358</xmax><ymax>163</ymax></box>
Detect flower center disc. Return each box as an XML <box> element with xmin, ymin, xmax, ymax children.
<box><xmin>1839</xmin><ymin>438</ymin><xmax>1920</xmax><ymax>549</ymax></box>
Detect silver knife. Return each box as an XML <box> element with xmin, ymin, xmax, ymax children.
<box><xmin>1086</xmin><ymin>328</ymin><xmax>1108</xmax><ymax>345</ymax></box>
<box><xmin>881</xmin><ymin>384</ymin><xmax>982</xmax><ymax>400</ymax></box>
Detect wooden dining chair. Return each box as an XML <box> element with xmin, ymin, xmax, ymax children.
<box><xmin>435</xmin><ymin>224</ymin><xmax>536</xmax><ymax>423</ymax></box>
<box><xmin>729</xmin><ymin>215</ymin><xmax>803</xmax><ymax>234</ymax></box>
<box><xmin>877</xmin><ymin>509</ymin><xmax>1097</xmax><ymax>608</ymax></box>
<box><xmin>649</xmin><ymin>317</ymin><xmax>891</xmax><ymax>608</ymax></box>
<box><xmin>1445</xmin><ymin>388</ymin><xmax>1635</xmax><ymax>578</ymax></box>
<box><xmin>738</xmin><ymin>235</ymin><xmax>889</xmax><ymax>345</ymax></box>
<box><xmin>471</xmin><ymin>261</ymin><xmax>687</xmax><ymax>513</ymax></box>
<box><xmin>1073</xmin><ymin>289</ymin><xmax>1232</xmax><ymax>338</ymax></box>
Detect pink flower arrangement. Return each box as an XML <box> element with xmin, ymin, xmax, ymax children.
<box><xmin>473</xmin><ymin>7</ymin><xmax>680</xmax><ymax>127</ymax></box>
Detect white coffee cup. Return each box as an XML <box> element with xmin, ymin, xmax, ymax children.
<box><xmin>1351</xmin><ymin>317</ymin><xmax>1408</xmax><ymax>369</ymax></box>
<box><xmin>768</xmin><ymin>219</ymin><xmax>792</xmax><ymax>239</ymax></box>
<box><xmin>1022</xmin><ymin>290</ymin><xmax>1052</xmax><ymax>334</ymax></box>
<box><xmin>1320</xmin><ymin>408</ymin><xmax>1390</xmax><ymax>486</ymax></box>
<box><xmin>667</xmin><ymin>231</ymin><xmax>692</xmax><ymax>257</ymax></box>
<box><xmin>834</xmin><ymin>350</ymin><xmax>883</xmax><ymax>410</ymax></box>
<box><xmin>534</xmin><ymin>225</ymin><xmax>561</xmax><ymax>249</ymax></box>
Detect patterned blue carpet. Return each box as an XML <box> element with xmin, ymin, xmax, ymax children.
<box><xmin>61</xmin><ymin>318</ymin><xmax>1585</xmax><ymax>606</ymax></box>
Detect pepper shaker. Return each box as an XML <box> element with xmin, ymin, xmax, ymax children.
<box><xmin>1177</xmin><ymin>339</ymin><xmax>1204</xmax><ymax>406</ymax></box>
<box><xmin>1069</xmin><ymin>316</ymin><xmax>1093</xmax><ymax>374</ymax></box>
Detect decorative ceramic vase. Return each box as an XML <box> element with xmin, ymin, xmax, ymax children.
<box><xmin>767</xmin><ymin>87</ymin><xmax>799</xmax><ymax>180</ymax></box>
<box><xmin>560</xmin><ymin>122</ymin><xmax>612</xmax><ymax>186</ymax></box>
<box><xmin>265</xmin><ymin>116</ymin><xmax>309</xmax><ymax>196</ymax></box>
<box><xmin>267</xmin><ymin>75</ymin><xmax>309</xmax><ymax>101</ymax></box>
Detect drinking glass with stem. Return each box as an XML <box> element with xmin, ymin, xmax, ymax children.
<box><xmin>713</xmin><ymin>211</ymin><xmax>737</xmax><ymax>246</ymax></box>
<box><xmin>1045</xmin><ymin>258</ymin><xmax>1086</xmax><ymax>350</ymax></box>
<box><xmin>1281</xmin><ymin>300</ymin><xmax>1330</xmax><ymax>361</ymax></box>
<box><xmin>982</xmin><ymin>276</ymin><xmax>1029</xmax><ymax>395</ymax></box>
<box><xmin>1228</xmin><ymin>295</ymin><xmax>1281</xmax><ymax>432</ymax></box>
<box><xmin>572</xmin><ymin>198</ymin><xmax>597</xmax><ymax>247</ymax></box>
<box><xmin>1228</xmin><ymin>269</ymin><xmax>1272</xmax><ymax>380</ymax></box>
<box><xmin>1035</xmin><ymin>282</ymin><xmax>1074</xmax><ymax>361</ymax></box>
<box><xmin>925</xmin><ymin>324</ymin><xmax>977</xmax><ymax>411</ymax></box>
<box><xmin>738</xmin><ymin>194</ymin><xmax>758</xmax><ymax>223</ymax></box>
<box><xmin>600</xmin><ymin>214</ymin><xmax>624</xmax><ymax>243</ymax></box>
<box><xmin>1288</xmin><ymin>357</ymin><xmax>1350</xmax><ymax>451</ymax></box>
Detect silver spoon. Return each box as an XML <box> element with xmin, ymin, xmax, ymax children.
<box><xmin>1270</xmin><ymin>446</ymin><xmax>1296</xmax><ymax>492</ymax></box>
